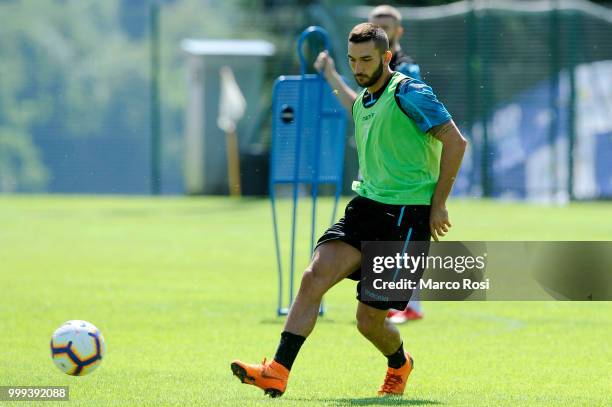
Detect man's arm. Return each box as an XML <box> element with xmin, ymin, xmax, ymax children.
<box><xmin>314</xmin><ymin>51</ymin><xmax>357</xmax><ymax>112</ymax></box>
<box><xmin>428</xmin><ymin>120</ymin><xmax>467</xmax><ymax>241</ymax></box>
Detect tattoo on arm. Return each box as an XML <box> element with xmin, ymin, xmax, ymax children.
<box><xmin>428</xmin><ymin>121</ymin><xmax>455</xmax><ymax>141</ymax></box>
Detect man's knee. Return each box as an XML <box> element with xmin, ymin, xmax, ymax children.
<box><xmin>300</xmin><ymin>263</ymin><xmax>334</xmax><ymax>298</ymax></box>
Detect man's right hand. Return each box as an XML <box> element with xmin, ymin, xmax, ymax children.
<box><xmin>314</xmin><ymin>51</ymin><xmax>336</xmax><ymax>78</ymax></box>
<box><xmin>313</xmin><ymin>51</ymin><xmax>357</xmax><ymax>112</ymax></box>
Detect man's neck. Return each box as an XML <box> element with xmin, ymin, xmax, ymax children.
<box><xmin>367</xmin><ymin>68</ymin><xmax>393</xmax><ymax>95</ymax></box>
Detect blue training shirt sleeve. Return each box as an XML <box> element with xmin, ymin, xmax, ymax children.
<box><xmin>396</xmin><ymin>79</ymin><xmax>452</xmax><ymax>133</ymax></box>
<box><xmin>395</xmin><ymin>62</ymin><xmax>421</xmax><ymax>81</ymax></box>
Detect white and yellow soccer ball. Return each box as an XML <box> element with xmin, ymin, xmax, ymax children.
<box><xmin>50</xmin><ymin>320</ymin><xmax>105</xmax><ymax>376</ymax></box>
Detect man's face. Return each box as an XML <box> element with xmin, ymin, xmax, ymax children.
<box><xmin>369</xmin><ymin>16</ymin><xmax>402</xmax><ymax>47</ymax></box>
<box><xmin>348</xmin><ymin>41</ymin><xmax>385</xmax><ymax>87</ymax></box>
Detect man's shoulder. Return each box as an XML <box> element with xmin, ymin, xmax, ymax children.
<box><xmin>393</xmin><ymin>77</ymin><xmax>452</xmax><ymax>132</ymax></box>
<box><xmin>395</xmin><ymin>77</ymin><xmax>431</xmax><ymax>96</ymax></box>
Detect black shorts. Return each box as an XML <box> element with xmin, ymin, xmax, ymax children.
<box><xmin>316</xmin><ymin>195</ymin><xmax>431</xmax><ymax>311</ymax></box>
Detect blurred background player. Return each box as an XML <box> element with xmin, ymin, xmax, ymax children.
<box><xmin>370</xmin><ymin>5</ymin><xmax>421</xmax><ymax>83</ymax></box>
<box><xmin>315</xmin><ymin>4</ymin><xmax>424</xmax><ymax>323</ymax></box>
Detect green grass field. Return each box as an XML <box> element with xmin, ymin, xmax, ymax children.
<box><xmin>0</xmin><ymin>196</ymin><xmax>611</xmax><ymax>406</ymax></box>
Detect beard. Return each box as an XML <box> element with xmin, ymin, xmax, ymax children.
<box><xmin>354</xmin><ymin>60</ymin><xmax>384</xmax><ymax>87</ymax></box>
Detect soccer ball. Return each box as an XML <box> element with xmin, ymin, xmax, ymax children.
<box><xmin>50</xmin><ymin>320</ymin><xmax>105</xmax><ymax>376</ymax></box>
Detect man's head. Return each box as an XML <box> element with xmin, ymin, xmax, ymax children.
<box><xmin>348</xmin><ymin>23</ymin><xmax>391</xmax><ymax>87</ymax></box>
<box><xmin>368</xmin><ymin>5</ymin><xmax>404</xmax><ymax>49</ymax></box>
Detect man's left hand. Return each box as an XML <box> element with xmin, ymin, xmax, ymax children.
<box><xmin>430</xmin><ymin>205</ymin><xmax>451</xmax><ymax>241</ymax></box>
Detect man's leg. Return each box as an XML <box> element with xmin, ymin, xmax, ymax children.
<box><xmin>356</xmin><ymin>301</ymin><xmax>414</xmax><ymax>396</ymax></box>
<box><xmin>284</xmin><ymin>240</ymin><xmax>361</xmax><ymax>337</ymax></box>
<box><xmin>356</xmin><ymin>302</ymin><xmax>402</xmax><ymax>355</ymax></box>
<box><xmin>231</xmin><ymin>240</ymin><xmax>361</xmax><ymax>397</ymax></box>
<box><xmin>273</xmin><ymin>240</ymin><xmax>361</xmax><ymax>372</ymax></box>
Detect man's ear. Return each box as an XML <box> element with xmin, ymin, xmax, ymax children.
<box><xmin>384</xmin><ymin>50</ymin><xmax>392</xmax><ymax>64</ymax></box>
<box><xmin>397</xmin><ymin>25</ymin><xmax>404</xmax><ymax>40</ymax></box>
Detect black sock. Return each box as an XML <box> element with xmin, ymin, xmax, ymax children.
<box><xmin>273</xmin><ymin>331</ymin><xmax>306</xmax><ymax>371</ymax></box>
<box><xmin>385</xmin><ymin>342</ymin><xmax>407</xmax><ymax>369</ymax></box>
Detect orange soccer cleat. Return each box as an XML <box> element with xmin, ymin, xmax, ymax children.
<box><xmin>378</xmin><ymin>353</ymin><xmax>414</xmax><ymax>396</ymax></box>
<box><xmin>230</xmin><ymin>358</ymin><xmax>289</xmax><ymax>398</ymax></box>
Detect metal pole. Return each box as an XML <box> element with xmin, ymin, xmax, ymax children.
<box><xmin>150</xmin><ymin>2</ymin><xmax>161</xmax><ymax>195</ymax></box>
<box><xmin>479</xmin><ymin>2</ymin><xmax>492</xmax><ymax>197</ymax></box>
<box><xmin>549</xmin><ymin>0</ymin><xmax>560</xmax><ymax>199</ymax></box>
<box><xmin>567</xmin><ymin>10</ymin><xmax>578</xmax><ymax>201</ymax></box>
<box><xmin>466</xmin><ymin>0</ymin><xmax>478</xmax><ymax>193</ymax></box>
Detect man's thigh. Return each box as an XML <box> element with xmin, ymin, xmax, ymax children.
<box><xmin>309</xmin><ymin>240</ymin><xmax>361</xmax><ymax>287</ymax></box>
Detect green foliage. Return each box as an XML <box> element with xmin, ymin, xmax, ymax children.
<box><xmin>0</xmin><ymin>0</ymin><xmax>150</xmax><ymax>191</ymax></box>
<box><xmin>0</xmin><ymin>127</ymin><xmax>49</xmax><ymax>192</ymax></box>
<box><xmin>0</xmin><ymin>0</ymin><xmax>283</xmax><ymax>192</ymax></box>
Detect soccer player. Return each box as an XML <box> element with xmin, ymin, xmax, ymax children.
<box><xmin>315</xmin><ymin>4</ymin><xmax>426</xmax><ymax>323</ymax></box>
<box><xmin>231</xmin><ymin>23</ymin><xmax>466</xmax><ymax>398</ymax></box>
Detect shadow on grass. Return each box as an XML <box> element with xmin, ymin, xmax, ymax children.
<box><xmin>294</xmin><ymin>397</ymin><xmax>442</xmax><ymax>406</ymax></box>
